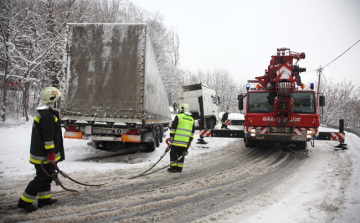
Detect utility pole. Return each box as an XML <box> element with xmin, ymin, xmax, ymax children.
<box><xmin>317</xmin><ymin>66</ymin><xmax>324</xmax><ymax>122</ymax></box>
<box><xmin>317</xmin><ymin>66</ymin><xmax>323</xmax><ymax>102</ymax></box>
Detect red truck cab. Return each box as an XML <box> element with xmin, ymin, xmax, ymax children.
<box><xmin>239</xmin><ymin>48</ymin><xmax>324</xmax><ymax>150</ymax></box>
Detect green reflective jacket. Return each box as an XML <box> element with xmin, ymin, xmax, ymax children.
<box><xmin>170</xmin><ymin>113</ymin><xmax>195</xmax><ymax>148</ymax></box>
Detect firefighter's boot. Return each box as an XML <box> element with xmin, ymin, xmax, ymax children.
<box><xmin>17</xmin><ymin>199</ymin><xmax>38</xmax><ymax>213</ymax></box>
<box><xmin>167</xmin><ymin>165</ymin><xmax>177</xmax><ymax>173</ymax></box>
<box><xmin>38</xmin><ymin>198</ymin><xmax>57</xmax><ymax>208</ymax></box>
<box><xmin>176</xmin><ymin>166</ymin><xmax>183</xmax><ymax>173</ymax></box>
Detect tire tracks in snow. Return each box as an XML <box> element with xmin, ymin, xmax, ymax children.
<box><xmin>1</xmin><ymin>140</ymin><xmax>306</xmax><ymax>223</ymax></box>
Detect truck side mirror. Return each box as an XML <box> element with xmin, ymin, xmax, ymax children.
<box><xmin>319</xmin><ymin>95</ymin><xmax>325</xmax><ymax>106</ymax></box>
<box><xmin>239</xmin><ymin>100</ymin><xmax>243</xmax><ymax>111</ymax></box>
<box><xmin>217</xmin><ymin>96</ymin><xmax>221</xmax><ymax>104</ymax></box>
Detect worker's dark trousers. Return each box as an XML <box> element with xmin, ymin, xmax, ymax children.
<box><xmin>19</xmin><ymin>164</ymin><xmax>54</xmax><ymax>204</ymax></box>
<box><xmin>170</xmin><ymin>145</ymin><xmax>187</xmax><ymax>172</ymax></box>
<box><xmin>221</xmin><ymin>124</ymin><xmax>228</xmax><ymax>129</ymax></box>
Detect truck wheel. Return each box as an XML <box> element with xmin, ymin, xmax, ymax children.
<box><xmin>159</xmin><ymin>126</ymin><xmax>164</xmax><ymax>143</ymax></box>
<box><xmin>207</xmin><ymin>118</ymin><xmax>216</xmax><ymax>129</ymax></box>
<box><xmin>295</xmin><ymin>142</ymin><xmax>307</xmax><ymax>150</ymax></box>
<box><xmin>145</xmin><ymin>141</ymin><xmax>156</xmax><ymax>152</ymax></box>
<box><xmin>155</xmin><ymin>130</ymin><xmax>160</xmax><ymax>147</ymax></box>
<box><xmin>244</xmin><ymin>137</ymin><xmax>255</xmax><ymax>148</ymax></box>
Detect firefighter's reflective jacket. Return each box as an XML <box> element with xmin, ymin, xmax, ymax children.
<box><xmin>170</xmin><ymin>113</ymin><xmax>195</xmax><ymax>148</ymax></box>
<box><xmin>30</xmin><ymin>104</ymin><xmax>65</xmax><ymax>164</ymax></box>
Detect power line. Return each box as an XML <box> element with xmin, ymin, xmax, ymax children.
<box><xmin>323</xmin><ymin>39</ymin><xmax>360</xmax><ymax>68</ymax></box>
<box><xmin>306</xmin><ymin>39</ymin><xmax>360</xmax><ymax>73</ymax></box>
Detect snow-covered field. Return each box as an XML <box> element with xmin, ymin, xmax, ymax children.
<box><xmin>0</xmin><ymin>112</ymin><xmax>359</xmax><ymax>222</ymax></box>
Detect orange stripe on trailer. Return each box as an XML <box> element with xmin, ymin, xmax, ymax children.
<box><xmin>122</xmin><ymin>135</ymin><xmax>141</xmax><ymax>143</ymax></box>
<box><xmin>64</xmin><ymin>131</ymin><xmax>82</xmax><ymax>139</ymax></box>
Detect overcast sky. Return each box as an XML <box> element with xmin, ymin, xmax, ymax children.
<box><xmin>131</xmin><ymin>0</ymin><xmax>360</xmax><ymax>86</ymax></box>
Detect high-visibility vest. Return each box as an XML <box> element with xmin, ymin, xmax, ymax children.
<box><xmin>172</xmin><ymin>113</ymin><xmax>194</xmax><ymax>148</ymax></box>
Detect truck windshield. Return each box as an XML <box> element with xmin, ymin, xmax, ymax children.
<box><xmin>248</xmin><ymin>92</ymin><xmax>276</xmax><ymax>113</ymax></box>
<box><xmin>292</xmin><ymin>92</ymin><xmax>315</xmax><ymax>113</ymax></box>
<box><xmin>248</xmin><ymin>92</ymin><xmax>315</xmax><ymax>113</ymax></box>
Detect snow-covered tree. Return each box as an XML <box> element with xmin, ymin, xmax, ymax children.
<box><xmin>168</xmin><ymin>27</ymin><xmax>180</xmax><ymax>67</ymax></box>
<box><xmin>0</xmin><ymin>0</ymin><xmax>45</xmax><ymax>121</ymax></box>
<box><xmin>159</xmin><ymin>64</ymin><xmax>184</xmax><ymax>105</ymax></box>
<box><xmin>146</xmin><ymin>12</ymin><xmax>172</xmax><ymax>72</ymax></box>
<box><xmin>0</xmin><ymin>0</ymin><xmax>98</xmax><ymax>122</ymax></box>
<box><xmin>318</xmin><ymin>79</ymin><xmax>360</xmax><ymax>127</ymax></box>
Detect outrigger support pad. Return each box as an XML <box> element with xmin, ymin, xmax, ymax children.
<box><xmin>197</xmin><ymin>137</ymin><xmax>207</xmax><ymax>144</ymax></box>
<box><xmin>335</xmin><ymin>142</ymin><xmax>347</xmax><ymax>150</ymax></box>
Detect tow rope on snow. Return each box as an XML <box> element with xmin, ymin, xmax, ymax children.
<box><xmin>41</xmin><ymin>159</ymin><xmax>104</xmax><ymax>192</ymax></box>
<box><xmin>128</xmin><ymin>138</ymin><xmax>189</xmax><ymax>179</ymax></box>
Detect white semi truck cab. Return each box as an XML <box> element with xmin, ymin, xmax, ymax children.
<box><xmin>179</xmin><ymin>83</ymin><xmax>220</xmax><ymax>129</ymax></box>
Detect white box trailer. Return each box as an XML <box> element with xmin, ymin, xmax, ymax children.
<box><xmin>178</xmin><ymin>83</ymin><xmax>220</xmax><ymax>129</ymax></box>
<box><xmin>61</xmin><ymin>23</ymin><xmax>171</xmax><ymax>151</ymax></box>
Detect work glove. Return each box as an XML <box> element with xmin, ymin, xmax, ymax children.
<box><xmin>47</xmin><ymin>153</ymin><xmax>55</xmax><ymax>164</ymax></box>
<box><xmin>170</xmin><ymin>137</ymin><xmax>174</xmax><ymax>142</ymax></box>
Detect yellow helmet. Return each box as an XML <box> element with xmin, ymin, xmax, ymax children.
<box><xmin>180</xmin><ymin>103</ymin><xmax>190</xmax><ymax>112</ymax></box>
<box><xmin>40</xmin><ymin>87</ymin><xmax>61</xmax><ymax>104</ymax></box>
<box><xmin>227</xmin><ymin>110</ymin><xmax>231</xmax><ymax>114</ymax></box>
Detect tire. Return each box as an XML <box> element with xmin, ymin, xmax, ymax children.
<box><xmin>145</xmin><ymin>140</ymin><xmax>156</xmax><ymax>152</ymax></box>
<box><xmin>295</xmin><ymin>141</ymin><xmax>307</xmax><ymax>150</ymax></box>
<box><xmin>155</xmin><ymin>129</ymin><xmax>160</xmax><ymax>147</ymax></box>
<box><xmin>244</xmin><ymin>137</ymin><xmax>256</xmax><ymax>148</ymax></box>
<box><xmin>159</xmin><ymin>126</ymin><xmax>164</xmax><ymax>143</ymax></box>
<box><xmin>207</xmin><ymin>118</ymin><xmax>216</xmax><ymax>129</ymax></box>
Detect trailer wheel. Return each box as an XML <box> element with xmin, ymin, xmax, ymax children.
<box><xmin>155</xmin><ymin>129</ymin><xmax>160</xmax><ymax>147</ymax></box>
<box><xmin>159</xmin><ymin>126</ymin><xmax>164</xmax><ymax>143</ymax></box>
<box><xmin>145</xmin><ymin>141</ymin><xmax>156</xmax><ymax>152</ymax></box>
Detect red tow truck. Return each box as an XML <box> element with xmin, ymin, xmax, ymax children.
<box><xmin>198</xmin><ymin>48</ymin><xmax>346</xmax><ymax>150</ymax></box>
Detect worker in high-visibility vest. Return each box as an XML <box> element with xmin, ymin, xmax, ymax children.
<box><xmin>169</xmin><ymin>103</ymin><xmax>195</xmax><ymax>173</ymax></box>
<box><xmin>17</xmin><ymin>87</ymin><xmax>65</xmax><ymax>213</ymax></box>
<box><xmin>221</xmin><ymin>110</ymin><xmax>231</xmax><ymax>129</ymax></box>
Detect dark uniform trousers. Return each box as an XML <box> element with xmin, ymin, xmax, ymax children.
<box><xmin>19</xmin><ymin>164</ymin><xmax>55</xmax><ymax>205</ymax></box>
<box><xmin>169</xmin><ymin>145</ymin><xmax>187</xmax><ymax>172</ymax></box>
<box><xmin>221</xmin><ymin>113</ymin><xmax>229</xmax><ymax>129</ymax></box>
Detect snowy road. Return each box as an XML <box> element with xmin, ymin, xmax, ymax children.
<box><xmin>0</xmin><ymin>122</ymin><xmax>359</xmax><ymax>222</ymax></box>
<box><xmin>1</xmin><ymin>139</ymin><xmax>307</xmax><ymax>222</ymax></box>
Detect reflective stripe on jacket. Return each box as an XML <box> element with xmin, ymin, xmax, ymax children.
<box><xmin>171</xmin><ymin>113</ymin><xmax>194</xmax><ymax>148</ymax></box>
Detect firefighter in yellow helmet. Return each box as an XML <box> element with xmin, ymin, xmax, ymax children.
<box><xmin>17</xmin><ymin>87</ymin><xmax>65</xmax><ymax>213</ymax></box>
<box><xmin>168</xmin><ymin>103</ymin><xmax>195</xmax><ymax>173</ymax></box>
